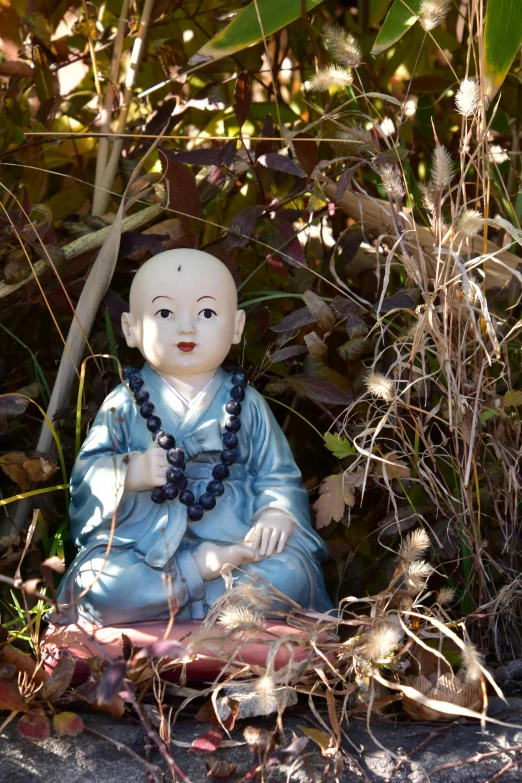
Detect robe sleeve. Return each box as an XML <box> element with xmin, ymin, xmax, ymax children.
<box><xmin>247</xmin><ymin>390</ymin><xmax>327</xmax><ymax>560</ymax></box>
<box><xmin>69</xmin><ymin>385</ymin><xmax>136</xmax><ymax>547</ymax></box>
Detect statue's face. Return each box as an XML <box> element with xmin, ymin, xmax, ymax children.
<box><xmin>122</xmin><ymin>251</ymin><xmax>245</xmax><ymax>377</ymax></box>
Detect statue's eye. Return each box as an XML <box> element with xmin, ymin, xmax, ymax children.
<box><xmin>155</xmin><ymin>309</ymin><xmax>173</xmax><ymax>319</ymax></box>
<box><xmin>199</xmin><ymin>308</ymin><xmax>217</xmax><ymax>319</ymax></box>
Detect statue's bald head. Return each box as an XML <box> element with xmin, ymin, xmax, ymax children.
<box><xmin>128</xmin><ymin>248</ymin><xmax>238</xmax><ymax>315</ymax></box>
<box><xmin>122</xmin><ymin>248</ymin><xmax>245</xmax><ymax>378</ymax></box>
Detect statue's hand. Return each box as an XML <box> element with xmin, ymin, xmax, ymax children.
<box><xmin>244</xmin><ymin>510</ymin><xmax>295</xmax><ymax>557</ymax></box>
<box><xmin>124</xmin><ymin>442</ymin><xmax>168</xmax><ymax>492</ymax></box>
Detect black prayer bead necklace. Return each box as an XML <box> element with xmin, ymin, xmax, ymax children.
<box><xmin>122</xmin><ymin>366</ymin><xmax>248</xmax><ymax>522</ymax></box>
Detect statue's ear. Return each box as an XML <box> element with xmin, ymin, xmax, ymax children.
<box><xmin>121</xmin><ymin>312</ymin><xmax>137</xmax><ymax>347</ymax></box>
<box><xmin>232</xmin><ymin>308</ymin><xmax>246</xmax><ymax>344</ymax></box>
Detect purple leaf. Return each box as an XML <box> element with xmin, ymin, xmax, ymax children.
<box><xmin>226</xmin><ymin>205</ymin><xmax>264</xmax><ymax>250</ymax></box>
<box><xmin>0</xmin><ymin>395</ymin><xmax>30</xmax><ymax>417</ymax></box>
<box><xmin>375</xmin><ymin>290</ymin><xmax>417</xmax><ymax>313</ymax></box>
<box><xmin>169</xmin><ymin>148</ymin><xmax>224</xmax><ymax>166</ymax></box>
<box><xmin>257</xmin><ymin>153</ymin><xmax>306</xmax><ymax>178</ymax></box>
<box><xmin>199</xmin><ymin>166</ymin><xmax>227</xmax><ymax>204</ymax></box>
<box><xmin>293</xmin><ymin>133</ymin><xmax>319</xmax><ymax>177</ymax></box>
<box><xmin>234</xmin><ymin>72</ymin><xmax>251</xmax><ymax>129</ymax></box>
<box><xmin>162</xmin><ymin>159</ymin><xmax>203</xmax><ymax>231</ymax></box>
<box><xmin>134</xmin><ymin>640</ymin><xmax>187</xmax><ymax>660</ymax></box>
<box><xmin>255</xmin><ymin>114</ymin><xmax>277</xmax><ymax>160</ymax></box>
<box><xmin>331</xmin><ymin>295</ymin><xmax>360</xmax><ymax>318</ymax></box>
<box><xmin>243</xmin><ymin>307</ymin><xmax>270</xmax><ymax>342</ymax></box>
<box><xmin>18</xmin><ymin>711</ymin><xmax>51</xmax><ymax>741</ymax></box>
<box><xmin>217</xmin><ymin>139</ymin><xmax>237</xmax><ymax>167</ymax></box>
<box><xmin>269</xmin><ymin>345</ymin><xmax>308</xmax><ymax>362</ymax></box>
<box><xmin>267</xmin><ymin>219</ymin><xmax>307</xmax><ymax>268</ymax></box>
<box><xmin>286</xmin><ymin>375</ymin><xmax>351</xmax><ymax>405</ymax></box>
<box><xmin>96</xmin><ymin>661</ymin><xmax>127</xmax><ymax>705</ymax></box>
<box><xmin>336</xmin><ymin>166</ymin><xmax>358</xmax><ymax>201</ymax></box>
<box><xmin>267</xmin><ymin>736</ymin><xmax>309</xmax><ymax>766</ymax></box>
<box><xmin>272</xmin><ymin>307</ymin><xmax>316</xmax><ymax>333</ymax></box>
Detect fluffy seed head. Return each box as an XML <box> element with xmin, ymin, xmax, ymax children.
<box><xmin>437</xmin><ymin>587</ymin><xmax>455</xmax><ymax>605</ymax></box>
<box><xmin>431</xmin><ymin>143</ymin><xmax>454</xmax><ymax>189</ymax></box>
<box><xmin>255</xmin><ymin>675</ymin><xmax>277</xmax><ymax>713</ymax></box>
<box><xmin>309</xmin><ymin>65</ymin><xmax>353</xmax><ymax>92</ymax></box>
<box><xmin>419</xmin><ymin>0</ymin><xmax>451</xmax><ymax>31</ymax></box>
<box><xmin>218</xmin><ymin>605</ymin><xmax>265</xmax><ymax>631</ymax></box>
<box><xmin>365</xmin><ymin>372</ymin><xmax>395</xmax><ymax>402</ymax></box>
<box><xmin>322</xmin><ymin>23</ymin><xmax>362</xmax><ymax>68</ymax></box>
<box><xmin>455</xmin><ymin>78</ymin><xmax>480</xmax><ymax>116</ymax></box>
<box><xmin>419</xmin><ymin>183</ymin><xmax>435</xmax><ymax>213</ymax></box>
<box><xmin>456</xmin><ymin>209</ymin><xmax>483</xmax><ymax>238</ymax></box>
<box><xmin>336</xmin><ymin>125</ymin><xmax>374</xmax><ymax>150</ymax></box>
<box><xmin>399</xmin><ymin>528</ymin><xmax>430</xmax><ymax>564</ymax></box>
<box><xmin>363</xmin><ymin>619</ymin><xmax>403</xmax><ymax>661</ymax></box>
<box><xmin>381</xmin><ymin>164</ymin><xmax>405</xmax><ymax>200</ymax></box>
<box><xmin>460</xmin><ymin>643</ymin><xmax>484</xmax><ymax>683</ymax></box>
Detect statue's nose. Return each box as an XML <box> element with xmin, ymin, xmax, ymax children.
<box><xmin>178</xmin><ymin>315</ymin><xmax>196</xmax><ymax>334</ymax></box>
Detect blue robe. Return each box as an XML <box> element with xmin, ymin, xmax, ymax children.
<box><xmin>54</xmin><ymin>364</ymin><xmax>333</xmax><ymax>625</ymax></box>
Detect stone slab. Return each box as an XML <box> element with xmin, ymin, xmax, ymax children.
<box><xmin>1</xmin><ymin>697</ymin><xmax>521</xmax><ymax>782</ymax></box>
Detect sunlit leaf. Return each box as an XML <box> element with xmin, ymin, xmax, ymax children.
<box><xmin>18</xmin><ymin>711</ymin><xmax>50</xmax><ymax>741</ymax></box>
<box><xmin>189</xmin><ymin>0</ymin><xmax>326</xmax><ymax>67</ymax></box>
<box><xmin>371</xmin><ymin>0</ymin><xmax>423</xmax><ymax>56</ymax></box>
<box><xmin>484</xmin><ymin>0</ymin><xmax>522</xmax><ymax>99</ymax></box>
<box><xmin>53</xmin><ymin>711</ymin><xmax>84</xmax><ymax>737</ymax></box>
<box><xmin>324</xmin><ymin>433</ymin><xmax>356</xmax><ymax>459</ymax></box>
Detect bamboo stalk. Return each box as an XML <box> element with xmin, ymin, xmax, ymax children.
<box><xmin>93</xmin><ymin>0</ymin><xmax>156</xmax><ymax>216</ymax></box>
<box><xmin>0</xmin><ymin>201</ymin><xmax>165</xmax><ymax>306</ymax></box>
<box><xmin>92</xmin><ymin>0</ymin><xmax>131</xmax><ymax>216</ymax></box>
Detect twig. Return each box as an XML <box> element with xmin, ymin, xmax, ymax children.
<box><xmin>130</xmin><ymin>696</ymin><xmax>193</xmax><ymax>783</ymax></box>
<box><xmin>428</xmin><ymin>744</ymin><xmax>522</xmax><ymax>777</ymax></box>
<box><xmin>83</xmin><ymin>726</ymin><xmax>164</xmax><ymax>783</ymax></box>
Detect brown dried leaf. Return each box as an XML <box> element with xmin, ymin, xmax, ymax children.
<box><xmin>304</xmin><ymin>331</ymin><xmax>327</xmax><ymax>358</ymax></box>
<box><xmin>205</xmin><ymin>757</ymin><xmax>237</xmax><ymax>777</ymax></box>
<box><xmin>0</xmin><ymin>681</ymin><xmax>28</xmax><ymax>712</ymax></box>
<box><xmin>313</xmin><ymin>474</ymin><xmax>346</xmax><ymax>528</ymax></box>
<box><xmin>42</xmin><ymin>655</ymin><xmax>76</xmax><ymax>702</ymax></box>
<box><xmin>233</xmin><ymin>72</ymin><xmax>251</xmax><ymax>129</ymax></box>
<box><xmin>376</xmin><ymin>453</ymin><xmax>411</xmax><ymax>480</ymax></box>
<box><xmin>302</xmin><ymin>290</ymin><xmax>336</xmax><ymax>330</ymax></box>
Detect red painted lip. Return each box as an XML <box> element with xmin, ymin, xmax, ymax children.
<box><xmin>177</xmin><ymin>342</ymin><xmax>196</xmax><ymax>352</ymax></box>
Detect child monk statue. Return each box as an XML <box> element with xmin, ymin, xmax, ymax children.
<box><xmin>53</xmin><ymin>249</ymin><xmax>332</xmax><ymax>626</ymax></box>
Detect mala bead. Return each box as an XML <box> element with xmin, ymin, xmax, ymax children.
<box><xmin>134</xmin><ymin>389</ymin><xmax>150</xmax><ymax>404</ymax></box>
<box><xmin>157</xmin><ymin>432</ymin><xmax>175</xmax><ymax>450</ymax></box>
<box><xmin>225</xmin><ymin>415</ymin><xmax>241</xmax><ymax>432</ymax></box>
<box><xmin>212</xmin><ymin>463</ymin><xmax>229</xmax><ymax>480</ymax></box>
<box><xmin>179</xmin><ymin>489</ymin><xmax>195</xmax><ymax>506</ymax></box>
<box><xmin>187</xmin><ymin>504</ymin><xmax>204</xmax><ymax>521</ymax></box>
<box><xmin>199</xmin><ymin>492</ymin><xmax>216</xmax><ymax>510</ymax></box>
<box><xmin>225</xmin><ymin>400</ymin><xmax>241</xmax><ymax>415</ymax></box>
<box><xmin>221</xmin><ymin>449</ymin><xmax>236</xmax><ymax>466</ymax></box>
<box><xmin>163</xmin><ymin>482</ymin><xmax>179</xmax><ymax>500</ymax></box>
<box><xmin>147</xmin><ymin>416</ymin><xmax>161</xmax><ymax>433</ymax></box>
<box><xmin>230</xmin><ymin>386</ymin><xmax>245</xmax><ymax>402</ymax></box>
<box><xmin>140</xmin><ymin>401</ymin><xmax>155</xmax><ymax>418</ymax></box>
<box><xmin>129</xmin><ymin>377</ymin><xmax>144</xmax><ymax>392</ymax></box>
<box><xmin>207</xmin><ymin>480</ymin><xmax>224</xmax><ymax>497</ymax></box>
<box><xmin>151</xmin><ymin>487</ymin><xmax>165</xmax><ymax>504</ymax></box>
<box><xmin>167</xmin><ymin>447</ymin><xmax>185</xmax><ymax>466</ymax></box>
<box><xmin>232</xmin><ymin>373</ymin><xmax>247</xmax><ymax>388</ymax></box>
<box><xmin>123</xmin><ymin>366</ymin><xmax>139</xmax><ymax>381</ymax></box>
<box><xmin>222</xmin><ymin>432</ymin><xmax>238</xmax><ymax>449</ymax></box>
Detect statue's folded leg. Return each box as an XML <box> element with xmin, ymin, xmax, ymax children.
<box><xmin>218</xmin><ymin>548</ymin><xmax>332</xmax><ymax>615</ymax></box>
<box><xmin>54</xmin><ymin>545</ymin><xmax>192</xmax><ymax>626</ymax></box>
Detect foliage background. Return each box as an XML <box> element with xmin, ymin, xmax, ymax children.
<box><xmin>0</xmin><ymin>0</ymin><xmax>521</xmax><ymax>664</ymax></box>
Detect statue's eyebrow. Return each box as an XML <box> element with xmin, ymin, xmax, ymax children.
<box><xmin>197</xmin><ymin>295</ymin><xmax>217</xmax><ymax>302</ymax></box>
<box><xmin>152</xmin><ymin>295</ymin><xmax>173</xmax><ymax>303</ymax></box>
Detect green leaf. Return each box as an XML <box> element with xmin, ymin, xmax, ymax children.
<box><xmin>371</xmin><ymin>0</ymin><xmax>423</xmax><ymax>56</ymax></box>
<box><xmin>502</xmin><ymin>389</ymin><xmax>522</xmax><ymax>409</ymax></box>
<box><xmin>480</xmin><ymin>409</ymin><xmax>497</xmax><ymax>423</ymax></box>
<box><xmin>370</xmin><ymin>0</ymin><xmax>393</xmax><ymax>26</ymax></box>
<box><xmin>189</xmin><ymin>0</ymin><xmax>326</xmax><ymax>66</ymax></box>
<box><xmin>484</xmin><ymin>0</ymin><xmax>522</xmax><ymax>99</ymax></box>
<box><xmin>324</xmin><ymin>432</ymin><xmax>356</xmax><ymax>459</ymax></box>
